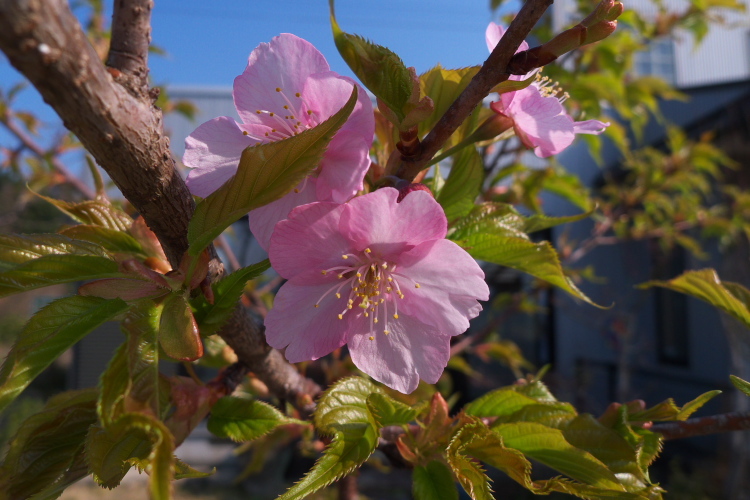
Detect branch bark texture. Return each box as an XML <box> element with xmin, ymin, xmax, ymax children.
<box><xmin>652</xmin><ymin>411</ymin><xmax>750</xmax><ymax>440</ymax></box>
<box><xmin>0</xmin><ymin>0</ymin><xmax>319</xmax><ymax>405</ymax></box>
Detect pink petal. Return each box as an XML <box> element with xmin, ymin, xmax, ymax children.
<box><xmin>395</xmin><ymin>239</ymin><xmax>488</xmax><ymax>335</ymax></box>
<box><xmin>315</xmin><ymin>131</ymin><xmax>371</xmax><ymax>202</ymax></box>
<box><xmin>234</xmin><ymin>34</ymin><xmax>330</xmax><ymax>126</ymax></box>
<box><xmin>268</xmin><ymin>199</ymin><xmax>352</xmax><ymax>283</ymax></box>
<box><xmin>249</xmin><ymin>177</ymin><xmax>321</xmax><ymax>252</ymax></box>
<box><xmin>348</xmin><ymin>314</ymin><xmax>452</xmax><ymax>394</ymax></box>
<box><xmin>341</xmin><ymin>188</ymin><xmax>447</xmax><ymax>257</ymax></box>
<box><xmin>573</xmin><ymin>119</ymin><xmax>609</xmax><ymax>135</ymax></box>
<box><xmin>184</xmin><ymin>117</ymin><xmax>256</xmax><ymax>197</ymax></box>
<box><xmin>486</xmin><ymin>22</ymin><xmax>529</xmax><ymax>53</ymax></box>
<box><xmin>302</xmin><ymin>73</ymin><xmax>374</xmax><ymax>143</ymax></box>
<box><xmin>265</xmin><ymin>281</ymin><xmax>351</xmax><ymax>362</ymax></box>
<box><xmin>507</xmin><ymin>88</ymin><xmax>575</xmax><ymax>157</ymax></box>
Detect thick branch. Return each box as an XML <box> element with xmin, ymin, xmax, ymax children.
<box><xmin>652</xmin><ymin>411</ymin><xmax>750</xmax><ymax>440</ymax></box>
<box><xmin>107</xmin><ymin>0</ymin><xmax>152</xmax><ymax>93</ymax></box>
<box><xmin>0</xmin><ymin>0</ymin><xmax>319</xmax><ymax>405</ymax></box>
<box><xmin>395</xmin><ymin>0</ymin><xmax>553</xmax><ymax>181</ymax></box>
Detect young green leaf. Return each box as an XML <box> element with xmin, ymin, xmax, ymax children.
<box><xmin>279</xmin><ymin>377</ymin><xmax>381</xmax><ymax>500</ymax></box>
<box><xmin>366</xmin><ymin>392</ymin><xmax>419</xmax><ymax>427</ymax></box>
<box><xmin>676</xmin><ymin>390</ymin><xmax>722</xmax><ymax>420</ymax></box>
<box><xmin>33</xmin><ymin>192</ymin><xmax>133</xmax><ymax>231</ymax></box>
<box><xmin>465</xmin><ymin>387</ymin><xmax>575</xmax><ymax>420</ymax></box>
<box><xmin>207</xmin><ymin>396</ymin><xmax>304</xmax><ymax>442</ymax></box>
<box><xmin>413</xmin><ymin>460</ymin><xmax>459</xmax><ymax>500</ymax></box>
<box><xmin>192</xmin><ymin>260</ymin><xmax>271</xmax><ymax>336</ymax></box>
<box><xmin>159</xmin><ymin>292</ymin><xmax>202</xmax><ymax>361</ymax></box>
<box><xmin>59</xmin><ymin>225</ymin><xmax>146</xmax><ymax>256</ymax></box>
<box><xmin>437</xmin><ymin>147</ymin><xmax>483</xmax><ymax>222</ymax></box>
<box><xmin>731</xmin><ymin>375</ymin><xmax>750</xmax><ymax>398</ymax></box>
<box><xmin>0</xmin><ymin>389</ymin><xmax>98</xmax><ymax>500</ymax></box>
<box><xmin>0</xmin><ymin>296</ymin><xmax>128</xmax><ymax>413</ymax></box>
<box><xmin>0</xmin><ymin>254</ymin><xmax>121</xmax><ymax>298</ymax></box>
<box><xmin>187</xmin><ymin>87</ymin><xmax>358</xmax><ymax>255</ymax></box>
<box><xmin>122</xmin><ymin>302</ymin><xmax>166</xmax><ymax>419</ymax></box>
<box><xmin>638</xmin><ymin>269</ymin><xmax>750</xmax><ymax>329</ymax></box>
<box><xmin>0</xmin><ymin>233</ymin><xmax>111</xmax><ymax>271</ymax></box>
<box><xmin>85</xmin><ymin>424</ymin><xmax>152</xmax><ymax>489</ymax></box>
<box><xmin>329</xmin><ymin>1</ymin><xmax>411</xmax><ymax>122</ymax></box>
<box><xmin>419</xmin><ymin>65</ymin><xmax>479</xmax><ymax>139</ymax></box>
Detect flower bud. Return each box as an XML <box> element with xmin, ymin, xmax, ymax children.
<box><xmin>583</xmin><ymin>20</ymin><xmax>618</xmax><ymax>45</ymax></box>
<box><xmin>394</xmin><ymin>181</ymin><xmax>433</xmax><ymax>202</ymax></box>
<box><xmin>582</xmin><ymin>0</ymin><xmax>624</xmax><ymax>28</ymax></box>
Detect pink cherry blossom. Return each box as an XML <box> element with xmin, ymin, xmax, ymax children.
<box><xmin>183</xmin><ymin>34</ymin><xmax>374</xmax><ymax>250</ymax></box>
<box><xmin>265</xmin><ymin>188</ymin><xmax>489</xmax><ymax>394</ymax></box>
<box><xmin>486</xmin><ymin>22</ymin><xmax>609</xmax><ymax>158</ymax></box>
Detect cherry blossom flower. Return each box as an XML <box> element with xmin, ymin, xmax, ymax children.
<box><xmin>486</xmin><ymin>22</ymin><xmax>609</xmax><ymax>158</ymax></box>
<box><xmin>265</xmin><ymin>188</ymin><xmax>489</xmax><ymax>394</ymax></box>
<box><xmin>183</xmin><ymin>34</ymin><xmax>374</xmax><ymax>250</ymax></box>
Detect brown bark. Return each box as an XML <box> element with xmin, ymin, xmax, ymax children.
<box><xmin>652</xmin><ymin>411</ymin><xmax>750</xmax><ymax>440</ymax></box>
<box><xmin>0</xmin><ymin>0</ymin><xmax>319</xmax><ymax>405</ymax></box>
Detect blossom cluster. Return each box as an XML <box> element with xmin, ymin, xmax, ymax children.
<box><xmin>183</xmin><ymin>29</ymin><xmax>609</xmax><ymax>392</ymax></box>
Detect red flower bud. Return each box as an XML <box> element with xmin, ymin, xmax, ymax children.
<box><xmin>395</xmin><ymin>181</ymin><xmax>433</xmax><ymax>202</ymax></box>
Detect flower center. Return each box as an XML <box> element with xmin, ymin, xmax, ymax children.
<box><xmin>242</xmin><ymin>86</ymin><xmax>319</xmax><ymax>142</ymax></box>
<box><xmin>316</xmin><ymin>248</ymin><xmax>421</xmax><ymax>341</ymax></box>
<box><xmin>534</xmin><ymin>73</ymin><xmax>570</xmax><ymax>102</ymax></box>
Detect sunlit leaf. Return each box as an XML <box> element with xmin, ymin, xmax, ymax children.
<box><xmin>34</xmin><ymin>192</ymin><xmax>132</xmax><ymax>231</ymax></box>
<box><xmin>0</xmin><ymin>254</ymin><xmax>121</xmax><ymax>298</ymax></box>
<box><xmin>330</xmin><ymin>1</ymin><xmax>411</xmax><ymax>121</ymax></box>
<box><xmin>279</xmin><ymin>377</ymin><xmax>380</xmax><ymax>500</ymax></box>
<box><xmin>59</xmin><ymin>225</ymin><xmax>146</xmax><ymax>256</ymax></box>
<box><xmin>0</xmin><ymin>233</ymin><xmax>110</xmax><ymax>272</ymax></box>
<box><xmin>207</xmin><ymin>396</ymin><xmax>304</xmax><ymax>442</ymax></box>
<box><xmin>437</xmin><ymin>147</ymin><xmax>483</xmax><ymax>221</ymax></box>
<box><xmin>187</xmin><ymin>87</ymin><xmax>358</xmax><ymax>255</ymax></box>
<box><xmin>366</xmin><ymin>392</ymin><xmax>419</xmax><ymax>427</ymax></box>
<box><xmin>159</xmin><ymin>293</ymin><xmax>202</xmax><ymax>361</ymax></box>
<box><xmin>730</xmin><ymin>375</ymin><xmax>750</xmax><ymax>398</ymax></box>
<box><xmin>0</xmin><ymin>296</ymin><xmax>128</xmax><ymax>413</ymax></box>
<box><xmin>638</xmin><ymin>269</ymin><xmax>750</xmax><ymax>329</ymax></box>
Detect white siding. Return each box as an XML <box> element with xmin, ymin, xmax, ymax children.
<box><xmin>553</xmin><ymin>0</ymin><xmax>750</xmax><ymax>88</ymax></box>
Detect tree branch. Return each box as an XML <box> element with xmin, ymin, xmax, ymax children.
<box><xmin>107</xmin><ymin>0</ymin><xmax>152</xmax><ymax>94</ymax></box>
<box><xmin>652</xmin><ymin>411</ymin><xmax>750</xmax><ymax>440</ymax></box>
<box><xmin>0</xmin><ymin>0</ymin><xmax>319</xmax><ymax>407</ymax></box>
<box><xmin>395</xmin><ymin>0</ymin><xmax>553</xmax><ymax>182</ymax></box>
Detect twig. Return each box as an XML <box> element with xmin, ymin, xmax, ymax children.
<box><xmin>0</xmin><ymin>112</ymin><xmax>96</xmax><ymax>199</ymax></box>
<box><xmin>216</xmin><ymin>233</ymin><xmax>241</xmax><ymax>272</ymax></box>
<box><xmin>652</xmin><ymin>411</ymin><xmax>750</xmax><ymax>440</ymax></box>
<box><xmin>395</xmin><ymin>0</ymin><xmax>553</xmax><ymax>182</ymax></box>
<box><xmin>337</xmin><ymin>473</ymin><xmax>359</xmax><ymax>500</ymax></box>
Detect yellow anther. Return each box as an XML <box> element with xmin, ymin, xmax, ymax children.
<box><xmin>369</xmin><ymin>336</ymin><xmax>374</xmax><ymax>341</ymax></box>
<box><xmin>383</xmin><ymin>330</ymin><xmax>390</xmax><ymax>335</ymax></box>
<box><xmin>337</xmin><ymin>314</ymin><xmax>343</xmax><ymax>320</ymax></box>
<box><xmin>242</xmin><ymin>131</ymin><xmax>249</xmax><ymax>135</ymax></box>
<box><xmin>264</xmin><ymin>132</ymin><xmax>269</xmax><ymax>137</ymax></box>
<box><xmin>338</xmin><ymin>274</ymin><xmax>344</xmax><ymax>279</ymax></box>
<box><xmin>294</xmin><ymin>188</ymin><xmax>300</xmax><ymax>193</ymax></box>
<box><xmin>306</xmin><ymin>109</ymin><xmax>312</xmax><ymax>114</ymax></box>
<box><xmin>364</xmin><ymin>312</ymin><xmax>369</xmax><ymax>317</ymax></box>
<box><xmin>342</xmin><ymin>255</ymin><xmax>349</xmax><ymax>259</ymax></box>
<box><xmin>393</xmin><ymin>313</ymin><xmax>399</xmax><ymax>319</ymax></box>
<box><xmin>386</xmin><ymin>287</ymin><xmax>392</xmax><ymax>292</ymax></box>
<box><xmin>387</xmin><ymin>277</ymin><xmax>393</xmax><ymax>282</ymax></box>
<box><xmin>271</xmin><ymin>128</ymin><xmax>276</xmax><ymax>132</ymax></box>
<box><xmin>295</xmin><ymin>92</ymin><xmax>301</xmax><ymax>97</ymax></box>
<box><xmin>335</xmin><ymin>293</ymin><xmax>341</xmax><ymax>299</ymax></box>
<box><xmin>364</xmin><ymin>248</ymin><xmax>372</xmax><ymax>254</ymax></box>
<box><xmin>356</xmin><ymin>273</ymin><xmax>362</xmax><ymax>278</ymax></box>
<box><xmin>256</xmin><ymin>110</ymin><xmax>261</xmax><ymax>114</ymax></box>
<box><xmin>347</xmin><ymin>304</ymin><xmax>353</xmax><ymax>309</ymax></box>
<box><xmin>415</xmin><ymin>283</ymin><xmax>421</xmax><ymax>289</ymax></box>
<box><xmin>283</xmin><ymin>105</ymin><xmax>289</xmax><ymax>109</ymax></box>
<box><xmin>276</xmin><ymin>87</ymin><xmax>282</xmax><ymax>92</ymax></box>
<box><xmin>269</xmin><ymin>112</ymin><xmax>274</xmax><ymax>117</ymax></box>
<box><xmin>381</xmin><ymin>263</ymin><xmax>388</xmax><ymax>269</ymax></box>
<box><xmin>374</xmin><ymin>318</ymin><xmax>379</xmax><ymax>324</ymax></box>
<box><xmin>321</xmin><ymin>270</ymin><xmax>328</xmax><ymax>275</ymax></box>
<box><xmin>314</xmin><ymin>304</ymin><xmax>319</xmax><ymax>308</ymax></box>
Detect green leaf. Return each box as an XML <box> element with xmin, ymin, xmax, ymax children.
<box><xmin>0</xmin><ymin>389</ymin><xmax>98</xmax><ymax>500</ymax></box>
<box><xmin>187</xmin><ymin>88</ymin><xmax>358</xmax><ymax>255</ymax></box>
<box><xmin>413</xmin><ymin>460</ymin><xmax>459</xmax><ymax>500</ymax></box>
<box><xmin>0</xmin><ymin>233</ymin><xmax>111</xmax><ymax>272</ymax></box>
<box><xmin>330</xmin><ymin>1</ymin><xmax>411</xmax><ymax>121</ymax></box>
<box><xmin>523</xmin><ymin>209</ymin><xmax>595</xmax><ymax>234</ymax></box>
<box><xmin>437</xmin><ymin>147</ymin><xmax>483</xmax><ymax>221</ymax></box>
<box><xmin>174</xmin><ymin>459</ymin><xmax>214</xmax><ymax>480</ymax></box>
<box><xmin>0</xmin><ymin>254</ymin><xmax>121</xmax><ymax>298</ymax></box>
<box><xmin>419</xmin><ymin>65</ymin><xmax>479</xmax><ymax>139</ymax></box>
<box><xmin>366</xmin><ymin>392</ymin><xmax>419</xmax><ymax>427</ymax></box>
<box><xmin>731</xmin><ymin>375</ymin><xmax>750</xmax><ymax>398</ymax></box>
<box><xmin>638</xmin><ymin>269</ymin><xmax>750</xmax><ymax>329</ymax></box>
<box><xmin>676</xmin><ymin>390</ymin><xmax>722</xmax><ymax>420</ymax></box>
<box><xmin>279</xmin><ymin>377</ymin><xmax>380</xmax><ymax>500</ymax></box>
<box><xmin>492</xmin><ymin>422</ymin><xmax>624</xmax><ymax>490</ymax></box>
<box><xmin>122</xmin><ymin>303</ymin><xmax>166</xmax><ymax>419</ymax></box>
<box><xmin>85</xmin><ymin>424</ymin><xmax>152</xmax><ymax>488</ymax></box>
<box><xmin>59</xmin><ymin>225</ymin><xmax>146</xmax><ymax>256</ymax></box>
<box><xmin>207</xmin><ymin>396</ymin><xmax>303</xmax><ymax>442</ymax></box>
<box><xmin>192</xmin><ymin>260</ymin><xmax>271</xmax><ymax>336</ymax></box>
<box><xmin>465</xmin><ymin>387</ymin><xmax>576</xmax><ymax>420</ymax></box>
<box><xmin>159</xmin><ymin>293</ymin><xmax>202</xmax><ymax>361</ymax></box>
<box><xmin>34</xmin><ymin>192</ymin><xmax>132</xmax><ymax>231</ymax></box>
<box><xmin>0</xmin><ymin>296</ymin><xmax>128</xmax><ymax>413</ymax></box>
